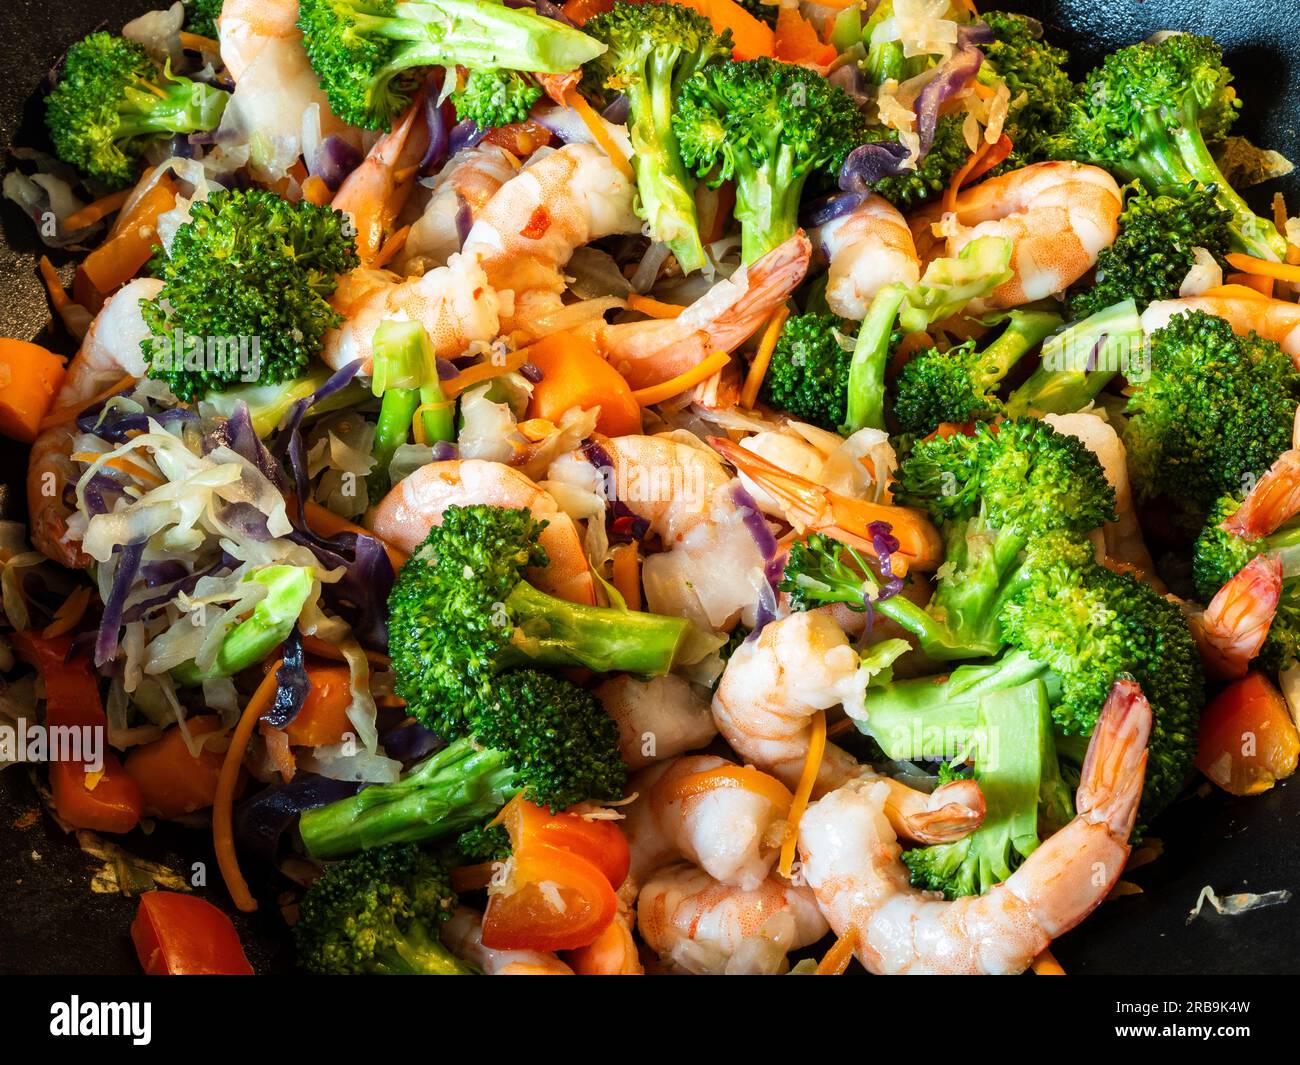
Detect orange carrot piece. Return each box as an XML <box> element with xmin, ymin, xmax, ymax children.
<box><xmin>658</xmin><ymin>0</ymin><xmax>775</xmax><ymax>60</ymax></box>
<box><xmin>779</xmin><ymin>707</ymin><xmax>825</xmax><ymax>877</ymax></box>
<box><xmin>441</xmin><ymin>348</ymin><xmax>531</xmax><ymax>398</ymax></box>
<box><xmin>0</xmin><ymin>338</ymin><xmax>67</xmax><ymax>443</ymax></box>
<box><xmin>740</xmin><ymin>305</ymin><xmax>789</xmax><ymax>409</ymax></box>
<box><xmin>1225</xmin><ymin>271</ymin><xmax>1274</xmax><ymax>298</ymax></box>
<box><xmin>526</xmin><ymin>330</ymin><xmax>642</xmax><ymax>436</ymax></box>
<box><xmin>64</xmin><ymin>189</ymin><xmax>133</xmax><ymax>232</ymax></box>
<box><xmin>610</xmin><ymin>544</ymin><xmax>642</xmax><ymax>611</ymax></box>
<box><xmin>79</xmin><ymin>176</ymin><xmax>178</xmax><ymax>295</ymax></box>
<box><xmin>300</xmin><ymin>633</ymin><xmax>391</xmax><ymax>669</ymax></box>
<box><xmin>372</xmin><ymin>224</ymin><xmax>411</xmax><ymax>269</ymax></box>
<box><xmin>1032</xmin><ymin>948</ymin><xmax>1066</xmax><ymax>975</ymax></box>
<box><xmin>564</xmin><ymin>90</ymin><xmax>634</xmax><ymax>179</ymax></box>
<box><xmin>816</xmin><ymin>929</ymin><xmax>857</xmax><ymax>975</ymax></box>
<box><xmin>41</xmin><ymin>585</ymin><xmax>92</xmax><ymax>638</ymax></box>
<box><xmin>38</xmin><ymin>373</ymin><xmax>135</xmax><ymax>431</ymax></box>
<box><xmin>299</xmin><ymin>499</ymin><xmax>408</xmax><ymax>572</ymax></box>
<box><xmin>259</xmin><ymin>723</ymin><xmax>297</xmax><ymax>782</ymax></box>
<box><xmin>1201</xmin><ymin>283</ymin><xmax>1271</xmax><ymax>301</ymax></box>
<box><xmin>964</xmin><ymin>133</ymin><xmax>1013</xmax><ymax>185</ymax></box>
<box><xmin>625</xmin><ymin>293</ymin><xmax>685</xmax><ymax>319</ymax></box>
<box><xmin>179</xmin><ymin>31</ymin><xmax>221</xmax><ymax>53</ymax></box>
<box><xmin>301</xmin><ymin>175</ymin><xmax>333</xmax><ymax>206</ymax></box>
<box><xmin>561</xmin><ymin>0</ymin><xmax>614</xmax><ymax>23</ymax></box>
<box><xmin>632</xmin><ymin>350</ymin><xmax>731</xmax><ymax>406</ymax></box>
<box><xmin>774</xmin><ymin>6</ymin><xmax>837</xmax><ymax>67</ymax></box>
<box><xmin>1196</xmin><ymin>672</ymin><xmax>1299</xmax><ymax>796</ymax></box>
<box><xmin>1225</xmin><ymin>252</ymin><xmax>1300</xmax><ymax>284</ymax></box>
<box><xmin>282</xmin><ymin>664</ymin><xmax>355</xmax><ymax>747</ymax></box>
<box><xmin>125</xmin><ymin>716</ymin><xmax>237</xmax><ymax>819</ymax></box>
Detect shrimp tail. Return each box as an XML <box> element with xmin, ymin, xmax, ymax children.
<box><xmin>1076</xmin><ymin>678</ymin><xmax>1151</xmax><ymax>839</ymax></box>
<box><xmin>1222</xmin><ymin>449</ymin><xmax>1300</xmax><ymax>540</ymax></box>
<box><xmin>1190</xmin><ymin>553</ymin><xmax>1283</xmax><ymax>681</ymax></box>
<box><xmin>900</xmin><ymin>777</ymin><xmax>986</xmax><ymax>844</ymax></box>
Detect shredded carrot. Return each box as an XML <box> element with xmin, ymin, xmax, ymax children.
<box><xmin>37</xmin><ymin>256</ymin><xmax>73</xmax><ymax>313</ymax></box>
<box><xmin>137</xmin><ymin>78</ymin><xmax>170</xmax><ymax>101</ymax></box>
<box><xmin>301</xmin><ymin>175</ymin><xmax>333</xmax><ymax>207</ymax></box>
<box><xmin>300</xmin><ymin>633</ymin><xmax>392</xmax><ymax>668</ymax></box>
<box><xmin>70</xmin><ymin>451</ymin><xmax>165</xmax><ymax>488</ymax></box>
<box><xmin>259</xmin><ymin>723</ymin><xmax>297</xmax><ymax>783</ymax></box>
<box><xmin>214</xmin><ymin>667</ymin><xmax>279</xmax><ymax>913</ymax></box>
<box><xmin>410</xmin><ymin>399</ymin><xmax>455</xmax><ymax>445</ymax></box>
<box><xmin>610</xmin><ymin>543</ymin><xmax>642</xmax><ymax>611</ymax></box>
<box><xmin>372</xmin><ymin>224</ymin><xmax>412</xmax><ymax>270</ymax></box>
<box><xmin>39</xmin><ymin>374</ymin><xmax>137</xmax><ymax>431</ymax></box>
<box><xmin>1225</xmin><ymin>271</ymin><xmax>1274</xmax><ymax>298</ymax></box>
<box><xmin>179</xmin><ymin>31</ymin><xmax>221</xmax><ymax>53</ymax></box>
<box><xmin>63</xmin><ymin>189</ymin><xmax>132</xmax><ymax>232</ymax></box>
<box><xmin>1201</xmin><ymin>283</ymin><xmax>1272</xmax><ymax>301</ymax></box>
<box><xmin>740</xmin><ymin>305</ymin><xmax>789</xmax><ymax>409</ymax></box>
<box><xmin>779</xmin><ymin>708</ymin><xmax>825</xmax><ymax>877</ymax></box>
<box><xmin>441</xmin><ymin>348</ymin><xmax>531</xmax><ymax>398</ymax></box>
<box><xmin>516</xmin><ymin>417</ymin><xmax>557</xmax><ymax>442</ymax></box>
<box><xmin>971</xmin><ymin>80</ymin><xmax>995</xmax><ymax>101</ymax></box>
<box><xmin>944</xmin><ymin>139</ymin><xmax>993</xmax><ymax>214</ymax></box>
<box><xmin>662</xmin><ymin>765</ymin><xmax>793</xmax><ymax>814</ymax></box>
<box><xmin>815</xmin><ymin>928</ymin><xmax>857</xmax><ymax>975</ymax></box>
<box><xmin>964</xmin><ymin>133</ymin><xmax>1013</xmax><ymax>186</ymax></box>
<box><xmin>300</xmin><ymin>499</ymin><xmax>408</xmax><ymax>572</ymax></box>
<box><xmin>1032</xmin><ymin>948</ymin><xmax>1066</xmax><ymax>975</ymax></box>
<box><xmin>625</xmin><ymin>293</ymin><xmax>685</xmax><ymax>319</ymax></box>
<box><xmin>41</xmin><ymin>585</ymin><xmax>92</xmax><ymax>639</ymax></box>
<box><xmin>565</xmin><ymin>89</ymin><xmax>634</xmax><ymax>180</ymax></box>
<box><xmin>1225</xmin><ymin>252</ymin><xmax>1300</xmax><ymax>284</ymax></box>
<box><xmin>631</xmin><ymin>350</ymin><xmax>732</xmax><ymax>406</ymax></box>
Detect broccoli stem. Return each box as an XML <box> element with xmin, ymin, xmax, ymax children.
<box><xmin>503</xmin><ymin>581</ymin><xmax>689</xmax><ymax>675</ymax></box>
<box><xmin>1003</xmin><ymin>299</ymin><xmax>1144</xmax><ymax>416</ymax></box>
<box><xmin>374</xmin><ymin>925</ymin><xmax>475</xmax><ymax>976</ymax></box>
<box><xmin>299</xmin><ymin>737</ymin><xmax>519</xmax><ymax>859</ymax></box>
<box><xmin>118</xmin><ymin>78</ymin><xmax>229</xmax><ymax>138</ymax></box>
<box><xmin>973</xmin><ymin>310</ymin><xmax>1064</xmax><ymax>389</ymax></box>
<box><xmin>172</xmin><ymin>566</ymin><xmax>314</xmax><ymax>686</ymax></box>
<box><xmin>368</xmin><ymin>320</ymin><xmax>454</xmax><ymax>497</ymax></box>
<box><xmin>735</xmin><ymin>147</ymin><xmax>806</xmax><ymax>263</ymax></box>
<box><xmin>862</xmin><ymin>0</ymin><xmax>902</xmax><ymax>85</ymax></box>
<box><xmin>843</xmin><ymin>284</ymin><xmax>906</xmax><ymax>433</ymax></box>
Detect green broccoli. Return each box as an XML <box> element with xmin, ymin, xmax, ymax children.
<box><xmin>759</xmin><ymin>312</ymin><xmax>852</xmax><ymax>430</ymax></box>
<box><xmin>865</xmin><ymin>115</ymin><xmax>975</xmax><ymax>212</ymax></box>
<box><xmin>387</xmin><ymin>504</ymin><xmax>690</xmax><ymax>736</ymax></box>
<box><xmin>1068</xmin><ymin>182</ymin><xmax>1232</xmax><ymax>321</ymax></box>
<box><xmin>44</xmin><ymin>32</ymin><xmax>230</xmax><ymax>188</ymax></box>
<box><xmin>1057</xmin><ymin>33</ymin><xmax>1286</xmax><ymax>260</ymax></box>
<box><xmin>584</xmin><ymin>2</ymin><xmax>732</xmax><ymax>275</ymax></box>
<box><xmin>294</xmin><ymin>843</ymin><xmax>472</xmax><ymax>974</ymax></box>
<box><xmin>674</xmin><ymin>57</ymin><xmax>866</xmax><ymax>262</ymax></box>
<box><xmin>141</xmin><ymin>188</ymin><xmax>359</xmax><ymax>401</ymax></box>
<box><xmin>183</xmin><ymin>0</ymin><xmax>225</xmax><ymax>38</ymax></box>
<box><xmin>891</xmin><ymin>309</ymin><xmax>1063</xmax><ymax>436</ymax></box>
<box><xmin>980</xmin><ymin>11</ymin><xmax>1073</xmax><ymax>172</ymax></box>
<box><xmin>903</xmin><ymin>679</ymin><xmax>1073</xmax><ymax>899</ymax></box>
<box><xmin>297</xmin><ymin>669</ymin><xmax>626</xmax><ymax>857</ymax></box>
<box><xmin>296</xmin><ymin>0</ymin><xmax>606</xmax><ymax>130</ymax></box>
<box><xmin>451</xmin><ymin>68</ymin><xmax>543</xmax><ymax>130</ymax></box>
<box><xmin>1124</xmin><ymin>310</ymin><xmax>1300</xmax><ymax>525</ymax></box>
<box><xmin>453</xmin><ymin>823</ymin><xmax>512</xmax><ymax>864</ymax></box>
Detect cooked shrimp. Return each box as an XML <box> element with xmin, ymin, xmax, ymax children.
<box><xmin>622</xmin><ymin>755</ymin><xmax>790</xmax><ymax>891</ymax></box>
<box><xmin>599</xmin><ymin>233</ymin><xmax>812</xmax><ymax>389</ymax></box>
<box><xmin>1190</xmin><ymin>553</ymin><xmax>1282</xmax><ymax>681</ymax></box>
<box><xmin>564</xmin><ymin>903</ymin><xmax>644</xmax><ymax>976</ymax></box>
<box><xmin>333</xmin><ymin>96</ymin><xmax>430</xmax><ymax>267</ymax></box>
<box><xmin>28</xmin><ymin>277</ymin><xmax>162</xmax><ymax>568</ymax></box>
<box><xmin>402</xmin><ymin>143</ymin><xmax>521</xmax><ymax>269</ymax></box>
<box><xmin>910</xmin><ymin>161</ymin><xmax>1122</xmax><ymax>312</ymax></box>
<box><xmin>461</xmin><ymin>143</ymin><xmax>640</xmax><ymax>338</ymax></box>
<box><xmin>813</xmin><ymin>193</ymin><xmax>921</xmax><ymax>319</ymax></box>
<box><xmin>1222</xmin><ymin>448</ymin><xmax>1300</xmax><ymax>539</ymax></box>
<box><xmin>636</xmin><ymin>862</ymin><xmax>828</xmax><ymax>976</ymax></box>
<box><xmin>217</xmin><ymin>0</ymin><xmax>300</xmax><ymax>82</ymax></box>
<box><xmin>369</xmin><ymin>458</ymin><xmax>595</xmax><ymax>605</ymax></box>
<box><xmin>712</xmin><ymin>611</ymin><xmax>985</xmax><ymax>844</ymax></box>
<box><xmin>320</xmin><ymin>255</ymin><xmax>503</xmax><ymax>375</ymax></box>
<box><xmin>798</xmin><ymin>677</ymin><xmax>1151</xmax><ymax>975</ymax></box>
<box><xmin>1142</xmin><ymin>296</ymin><xmax>1300</xmax><ymax>362</ymax></box>
<box><xmin>594</xmin><ymin>673</ymin><xmax>717</xmax><ymax>771</ymax></box>
<box><xmin>441</xmin><ymin>907</ymin><xmax>573</xmax><ymax>975</ymax></box>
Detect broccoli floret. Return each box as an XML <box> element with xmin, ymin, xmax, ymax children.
<box><xmin>1124</xmin><ymin>310</ymin><xmax>1300</xmax><ymax>525</ymax></box>
<box><xmin>864</xmin><ymin>558</ymin><xmax>1203</xmax><ymax>819</ymax></box>
<box><xmin>860</xmin><ymin>114</ymin><xmax>973</xmax><ymax>212</ymax></box>
<box><xmin>980</xmin><ymin>11</ymin><xmax>1073</xmax><ymax>171</ymax></box>
<box><xmin>892</xmin><ymin>309</ymin><xmax>1062</xmax><ymax>436</ymax></box>
<box><xmin>293</xmin><ymin>843</ymin><xmax>471</xmax><ymax>974</ymax></box>
<box><xmin>297</xmin><ymin>0</ymin><xmax>606</xmax><ymax>130</ymax></box>
<box><xmin>183</xmin><ymin>0</ymin><xmax>225</xmax><ymax>38</ymax></box>
<box><xmin>297</xmin><ymin>669</ymin><xmax>627</xmax><ymax>857</ymax></box>
<box><xmin>903</xmin><ymin>679</ymin><xmax>1071</xmax><ymax>899</ymax></box>
<box><xmin>1068</xmin><ymin>182</ymin><xmax>1232</xmax><ymax>320</ymax></box>
<box><xmin>759</xmin><ymin>312</ymin><xmax>851</xmax><ymax>430</ymax></box>
<box><xmin>387</xmin><ymin>504</ymin><xmax>689</xmax><ymax>736</ymax></box>
<box><xmin>44</xmin><ymin>32</ymin><xmax>230</xmax><ymax>188</ymax></box>
<box><xmin>454</xmin><ymin>823</ymin><xmax>512</xmax><ymax>864</ymax></box>
<box><xmin>1057</xmin><ymin>33</ymin><xmax>1286</xmax><ymax>260</ymax></box>
<box><xmin>141</xmin><ymin>188</ymin><xmax>359</xmax><ymax>401</ymax></box>
<box><xmin>674</xmin><ymin>57</ymin><xmax>866</xmax><ymax>262</ymax></box>
<box><xmin>451</xmin><ymin>68</ymin><xmax>543</xmax><ymax>130</ymax></box>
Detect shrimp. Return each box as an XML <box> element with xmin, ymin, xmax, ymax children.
<box><xmin>401</xmin><ymin>143</ymin><xmax>521</xmax><ymax>270</ymax></box>
<box><xmin>797</xmin><ymin>677</ymin><xmax>1152</xmax><ymax>976</ymax></box>
<box><xmin>461</xmin><ymin>143</ymin><xmax>640</xmax><ymax>338</ymax></box>
<box><xmin>813</xmin><ymin>193</ymin><xmax>921</xmax><ymax>319</ymax></box>
<box><xmin>1221</xmin><ymin>448</ymin><xmax>1300</xmax><ymax>539</ymax></box>
<box><xmin>712</xmin><ymin>611</ymin><xmax>985</xmax><ymax>844</ymax></box>
<box><xmin>319</xmin><ymin>254</ymin><xmax>502</xmax><ymax>376</ymax></box>
<box><xmin>1190</xmin><ymin>554</ymin><xmax>1282</xmax><ymax>681</ymax></box>
<box><xmin>622</xmin><ymin>755</ymin><xmax>790</xmax><ymax>892</ymax></box>
<box><xmin>598</xmin><ymin>233</ymin><xmax>812</xmax><ymax>389</ymax></box>
<box><xmin>28</xmin><ymin>277</ymin><xmax>162</xmax><ymax>568</ymax></box>
<box><xmin>440</xmin><ymin>907</ymin><xmax>573</xmax><ymax>975</ymax></box>
<box><xmin>910</xmin><ymin>161</ymin><xmax>1122</xmax><ymax>312</ymax></box>
<box><xmin>594</xmin><ymin>673</ymin><xmax>717</xmax><ymax>771</ymax></box>
<box><xmin>217</xmin><ymin>0</ymin><xmax>300</xmax><ymax>82</ymax></box>
<box><xmin>369</xmin><ymin>458</ymin><xmax>596</xmax><ymax>605</ymax></box>
<box><xmin>1142</xmin><ymin>297</ymin><xmax>1300</xmax><ymax>363</ymax></box>
<box><xmin>564</xmin><ymin>902</ymin><xmax>644</xmax><ymax>975</ymax></box>
<box><xmin>636</xmin><ymin>862</ymin><xmax>828</xmax><ymax>976</ymax></box>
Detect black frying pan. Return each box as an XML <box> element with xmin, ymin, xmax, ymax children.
<box><xmin>1</xmin><ymin>0</ymin><xmax>1297</xmax><ymax>976</ymax></box>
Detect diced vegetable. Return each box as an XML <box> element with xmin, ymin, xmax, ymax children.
<box><xmin>481</xmin><ymin>844</ymin><xmax>619</xmax><ymax>951</ymax></box>
<box><xmin>495</xmin><ymin>794</ymin><xmax>631</xmax><ymax>889</ymax></box>
<box><xmin>76</xmin><ymin>174</ymin><xmax>178</xmax><ymax>299</ymax></box>
<box><xmin>124</xmin><ymin>715</ymin><xmax>236</xmax><ymax>819</ymax></box>
<box><xmin>0</xmin><ymin>339</ymin><xmax>67</xmax><ymax>443</ymax></box>
<box><xmin>131</xmin><ymin>891</ymin><xmax>255</xmax><ymax>975</ymax></box>
<box><xmin>282</xmin><ymin>664</ymin><xmax>354</xmax><ymax>747</ymax></box>
<box><xmin>526</xmin><ymin>330</ymin><xmax>642</xmax><ymax>436</ymax></box>
<box><xmin>1196</xmin><ymin>672</ymin><xmax>1300</xmax><ymax>795</ymax></box>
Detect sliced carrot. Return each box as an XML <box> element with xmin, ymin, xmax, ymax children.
<box><xmin>740</xmin><ymin>305</ymin><xmax>790</xmax><ymax>409</ymax></box>
<box><xmin>610</xmin><ymin>544</ymin><xmax>642</xmax><ymax>611</ymax></box>
<box><xmin>964</xmin><ymin>132</ymin><xmax>1013</xmax><ymax>185</ymax></box>
<box><xmin>773</xmin><ymin>6</ymin><xmax>837</xmax><ymax>67</ymax></box>
<box><xmin>37</xmin><ymin>256</ymin><xmax>74</xmax><ymax>316</ymax></box>
<box><xmin>564</xmin><ymin>90</ymin><xmax>633</xmax><ymax>179</ymax></box>
<box><xmin>441</xmin><ymin>347</ymin><xmax>533</xmax><ymax>399</ymax></box>
<box><xmin>631</xmin><ymin>350</ymin><xmax>731</xmax><ymax>406</ymax></box>
<box><xmin>38</xmin><ymin>373</ymin><xmax>136</xmax><ymax>431</ymax></box>
<box><xmin>944</xmin><ymin>139</ymin><xmax>992</xmax><ymax>214</ymax></box>
<box><xmin>483</xmin><ymin>119</ymin><xmax>555</xmax><ymax>158</ymax></box>
<box><xmin>301</xmin><ymin>175</ymin><xmax>333</xmax><ymax>207</ymax></box>
<box><xmin>79</xmin><ymin>175</ymin><xmax>178</xmax><ymax>296</ymax></box>
<box><xmin>125</xmin><ymin>715</ymin><xmax>238</xmax><ymax>819</ymax></box>
<box><xmin>62</xmin><ymin>189</ymin><xmax>132</xmax><ymax>232</ymax></box>
<box><xmin>1196</xmin><ymin>672</ymin><xmax>1299</xmax><ymax>796</ymax></box>
<box><xmin>214</xmin><ymin>667</ymin><xmax>278</xmax><ymax>913</ymax></box>
<box><xmin>1032</xmin><ymin>948</ymin><xmax>1066</xmax><ymax>975</ymax></box>
<box><xmin>372</xmin><ymin>224</ymin><xmax>411</xmax><ymax>269</ymax></box>
<box><xmin>179</xmin><ymin>31</ymin><xmax>221</xmax><ymax>53</ymax></box>
<box><xmin>653</xmin><ymin>0</ymin><xmax>775</xmax><ymax>60</ymax></box>
<box><xmin>1225</xmin><ymin>271</ymin><xmax>1274</xmax><ymax>298</ymax></box>
<box><xmin>41</xmin><ymin>585</ymin><xmax>92</xmax><ymax>638</ymax></box>
<box><xmin>0</xmin><ymin>338</ymin><xmax>67</xmax><ymax>443</ymax></box>
<box><xmin>259</xmin><ymin>723</ymin><xmax>296</xmax><ymax>782</ymax></box>
<box><xmin>698</xmin><ymin>179</ymin><xmax>735</xmax><ymax>245</ymax></box>
<box><xmin>299</xmin><ymin>499</ymin><xmax>408</xmax><ymax>572</ymax></box>
<box><xmin>1225</xmin><ymin>252</ymin><xmax>1300</xmax><ymax>284</ymax></box>
<box><xmin>625</xmin><ymin>293</ymin><xmax>685</xmax><ymax>319</ymax></box>
<box><xmin>281</xmin><ymin>664</ymin><xmax>355</xmax><ymax>747</ymax></box>
<box><xmin>70</xmin><ymin>451</ymin><xmax>166</xmax><ymax>489</ymax></box>
<box><xmin>300</xmin><ymin>633</ymin><xmax>391</xmax><ymax>669</ymax></box>
<box><xmin>525</xmin><ymin>330</ymin><xmax>642</xmax><ymax>437</ymax></box>
<box><xmin>779</xmin><ymin>707</ymin><xmax>825</xmax><ymax>877</ymax></box>
<box><xmin>1201</xmin><ymin>283</ymin><xmax>1272</xmax><ymax>301</ymax></box>
<box><xmin>816</xmin><ymin>928</ymin><xmax>856</xmax><ymax>975</ymax></box>
<box><xmin>561</xmin><ymin>0</ymin><xmax>614</xmax><ymax>23</ymax></box>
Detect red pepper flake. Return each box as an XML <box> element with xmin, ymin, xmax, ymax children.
<box><xmin>520</xmin><ymin>207</ymin><xmax>550</xmax><ymax>240</ymax></box>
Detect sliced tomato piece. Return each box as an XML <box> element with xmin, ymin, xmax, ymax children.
<box><xmin>1196</xmin><ymin>672</ymin><xmax>1300</xmax><ymax>796</ymax></box>
<box><xmin>131</xmin><ymin>891</ymin><xmax>254</xmax><ymax>975</ymax></box>
<box><xmin>494</xmin><ymin>795</ymin><xmax>630</xmax><ymax>889</ymax></box>
<box><xmin>481</xmin><ymin>844</ymin><xmax>618</xmax><ymax>952</ymax></box>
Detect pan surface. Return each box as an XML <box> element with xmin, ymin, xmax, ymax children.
<box><xmin>0</xmin><ymin>0</ymin><xmax>1297</xmax><ymax>975</ymax></box>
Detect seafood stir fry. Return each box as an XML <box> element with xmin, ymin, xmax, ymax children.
<box><xmin>4</xmin><ymin>0</ymin><xmax>1300</xmax><ymax>977</ymax></box>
